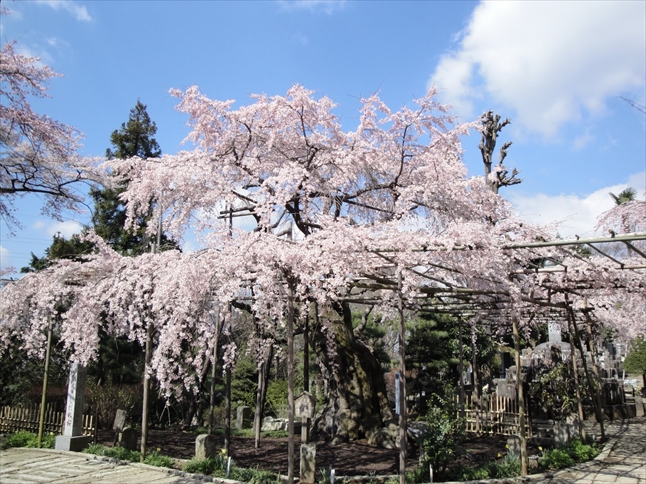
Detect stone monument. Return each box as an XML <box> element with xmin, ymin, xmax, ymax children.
<box><xmin>55</xmin><ymin>363</ymin><xmax>92</xmax><ymax>451</ymax></box>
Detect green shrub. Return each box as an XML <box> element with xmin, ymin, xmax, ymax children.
<box><xmin>230</xmin><ymin>467</ymin><xmax>279</xmax><ymax>483</ymax></box>
<box><xmin>539</xmin><ymin>437</ymin><xmax>599</xmax><ymax>471</ymax></box>
<box><xmin>2</xmin><ymin>431</ymin><xmax>55</xmax><ymax>449</ymax></box>
<box><xmin>488</xmin><ymin>453</ymin><xmax>521</xmax><ymax>478</ymax></box>
<box><xmin>569</xmin><ymin>437</ymin><xmax>600</xmax><ymax>462</ymax></box>
<box><xmin>84</xmin><ymin>443</ymin><xmax>107</xmax><ymax>455</ymax></box>
<box><xmin>182</xmin><ymin>454</ymin><xmax>228</xmax><ymax>475</ymax></box>
<box><xmin>143</xmin><ymin>450</ymin><xmax>175</xmax><ymax>468</ymax></box>
<box><xmin>417</xmin><ymin>388</ymin><xmax>466</xmax><ymax>478</ymax></box>
<box><xmin>86</xmin><ymin>444</ymin><xmax>141</xmax><ymax>463</ymax></box>
<box><xmin>540</xmin><ymin>448</ymin><xmax>575</xmax><ymax>470</ymax></box>
<box><xmin>265</xmin><ymin>380</ymin><xmax>288</xmax><ymax>418</ymax></box>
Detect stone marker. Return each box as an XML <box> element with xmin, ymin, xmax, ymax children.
<box><xmin>119</xmin><ymin>427</ymin><xmax>138</xmax><ymax>451</ymax></box>
<box><xmin>55</xmin><ymin>363</ymin><xmax>92</xmax><ymax>452</ymax></box>
<box><xmin>196</xmin><ymin>434</ymin><xmax>219</xmax><ymax>460</ymax></box>
<box><xmin>300</xmin><ymin>443</ymin><xmax>316</xmax><ymax>484</ymax></box>
<box><xmin>506</xmin><ymin>435</ymin><xmax>521</xmax><ymax>456</ymax></box>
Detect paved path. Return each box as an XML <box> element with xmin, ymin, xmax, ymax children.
<box><xmin>1</xmin><ymin>418</ymin><xmax>645</xmax><ymax>483</ymax></box>
<box><xmin>516</xmin><ymin>417</ymin><xmax>646</xmax><ymax>484</ymax></box>
<box><xmin>0</xmin><ymin>449</ymin><xmax>206</xmax><ymax>484</ymax></box>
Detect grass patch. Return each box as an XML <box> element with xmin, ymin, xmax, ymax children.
<box><xmin>84</xmin><ymin>444</ymin><xmax>176</xmax><ymax>468</ymax></box>
<box><xmin>2</xmin><ymin>431</ymin><xmax>55</xmax><ymax>449</ymax></box>
<box><xmin>143</xmin><ymin>450</ymin><xmax>176</xmax><ymax>468</ymax></box>
<box><xmin>183</xmin><ymin>456</ymin><xmax>280</xmax><ymax>483</ymax></box>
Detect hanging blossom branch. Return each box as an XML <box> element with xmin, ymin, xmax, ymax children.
<box><xmin>0</xmin><ymin>38</ymin><xmax>105</xmax><ymax>231</ymax></box>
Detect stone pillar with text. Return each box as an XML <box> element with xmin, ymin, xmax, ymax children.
<box><xmin>55</xmin><ymin>363</ymin><xmax>92</xmax><ymax>451</ymax></box>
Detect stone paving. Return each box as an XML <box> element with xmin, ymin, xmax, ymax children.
<box><xmin>1</xmin><ymin>418</ymin><xmax>645</xmax><ymax>483</ymax></box>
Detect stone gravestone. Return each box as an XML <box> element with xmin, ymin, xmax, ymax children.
<box><xmin>55</xmin><ymin>363</ymin><xmax>92</xmax><ymax>451</ymax></box>
<box><xmin>300</xmin><ymin>443</ymin><xmax>316</xmax><ymax>484</ymax></box>
<box><xmin>635</xmin><ymin>395</ymin><xmax>645</xmax><ymax>418</ymax></box>
<box><xmin>235</xmin><ymin>406</ymin><xmax>252</xmax><ymax>430</ymax></box>
<box><xmin>112</xmin><ymin>409</ymin><xmax>127</xmax><ymax>446</ymax></box>
<box><xmin>295</xmin><ymin>392</ymin><xmax>317</xmax><ymax>481</ymax></box>
<box><xmin>548</xmin><ymin>322</ymin><xmax>562</xmax><ymax>343</ymax></box>
<box><xmin>119</xmin><ymin>427</ymin><xmax>138</xmax><ymax>451</ymax></box>
<box><xmin>113</xmin><ymin>409</ymin><xmax>127</xmax><ymax>432</ymax></box>
<box><xmin>195</xmin><ymin>434</ymin><xmax>218</xmax><ymax>460</ymax></box>
<box><xmin>506</xmin><ymin>435</ymin><xmax>521</xmax><ymax>456</ymax></box>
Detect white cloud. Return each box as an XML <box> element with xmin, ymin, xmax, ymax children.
<box><xmin>278</xmin><ymin>0</ymin><xmax>346</xmax><ymax>15</ymax></box>
<box><xmin>430</xmin><ymin>1</ymin><xmax>646</xmax><ymax>136</ymax></box>
<box><xmin>35</xmin><ymin>1</ymin><xmax>92</xmax><ymax>22</ymax></box>
<box><xmin>509</xmin><ymin>172</ymin><xmax>645</xmax><ymax>238</ymax></box>
<box><xmin>0</xmin><ymin>245</ymin><xmax>12</xmax><ymax>272</ymax></box>
<box><xmin>33</xmin><ymin>220</ymin><xmax>84</xmax><ymax>239</ymax></box>
<box><xmin>572</xmin><ymin>127</ymin><xmax>594</xmax><ymax>151</ymax></box>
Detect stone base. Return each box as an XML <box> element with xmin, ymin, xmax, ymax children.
<box><xmin>55</xmin><ymin>435</ymin><xmax>92</xmax><ymax>452</ymax></box>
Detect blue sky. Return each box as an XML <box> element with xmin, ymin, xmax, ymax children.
<box><xmin>1</xmin><ymin>0</ymin><xmax>645</xmax><ymax>278</ymax></box>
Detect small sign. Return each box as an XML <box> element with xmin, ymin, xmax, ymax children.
<box><xmin>294</xmin><ymin>392</ymin><xmax>316</xmax><ymax>419</ymax></box>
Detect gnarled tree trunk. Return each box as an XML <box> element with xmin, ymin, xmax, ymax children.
<box><xmin>311</xmin><ymin>302</ymin><xmax>393</xmax><ymax>444</ymax></box>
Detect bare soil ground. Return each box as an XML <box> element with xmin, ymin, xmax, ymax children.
<box><xmin>96</xmin><ymin>429</ymin><xmax>527</xmax><ymax>476</ymax></box>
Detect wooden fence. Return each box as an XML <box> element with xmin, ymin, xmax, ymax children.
<box><xmin>0</xmin><ymin>404</ymin><xmax>94</xmax><ymax>436</ymax></box>
<box><xmin>458</xmin><ymin>393</ymin><xmax>531</xmax><ymax>437</ymax></box>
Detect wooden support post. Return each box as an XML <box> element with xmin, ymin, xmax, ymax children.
<box><xmin>583</xmin><ymin>299</ymin><xmax>605</xmax><ymax>440</ymax></box>
<box><xmin>208</xmin><ymin>314</ymin><xmax>221</xmax><ymax>435</ymax></box>
<box><xmin>302</xmin><ymin>312</ymin><xmax>310</xmax><ymax>444</ymax></box>
<box><xmin>567</xmin><ymin>301</ymin><xmax>602</xmax><ymax>439</ymax></box>
<box><xmin>565</xmin><ymin>308</ymin><xmax>587</xmax><ymax>442</ymax></box>
<box><xmin>287</xmin><ymin>281</ymin><xmax>296</xmax><ymax>484</ymax></box>
<box><xmin>37</xmin><ymin>318</ymin><xmax>52</xmax><ymax>448</ymax></box>
<box><xmin>457</xmin><ymin>316</ymin><xmax>466</xmax><ymax>423</ymax></box>
<box><xmin>511</xmin><ymin>311</ymin><xmax>528</xmax><ymax>476</ymax></box>
<box><xmin>224</xmin><ymin>363</ymin><xmax>232</xmax><ymax>456</ymax></box>
<box><xmin>397</xmin><ymin>271</ymin><xmax>407</xmax><ymax>484</ymax></box>
<box><xmin>140</xmin><ymin>324</ymin><xmax>153</xmax><ymax>461</ymax></box>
